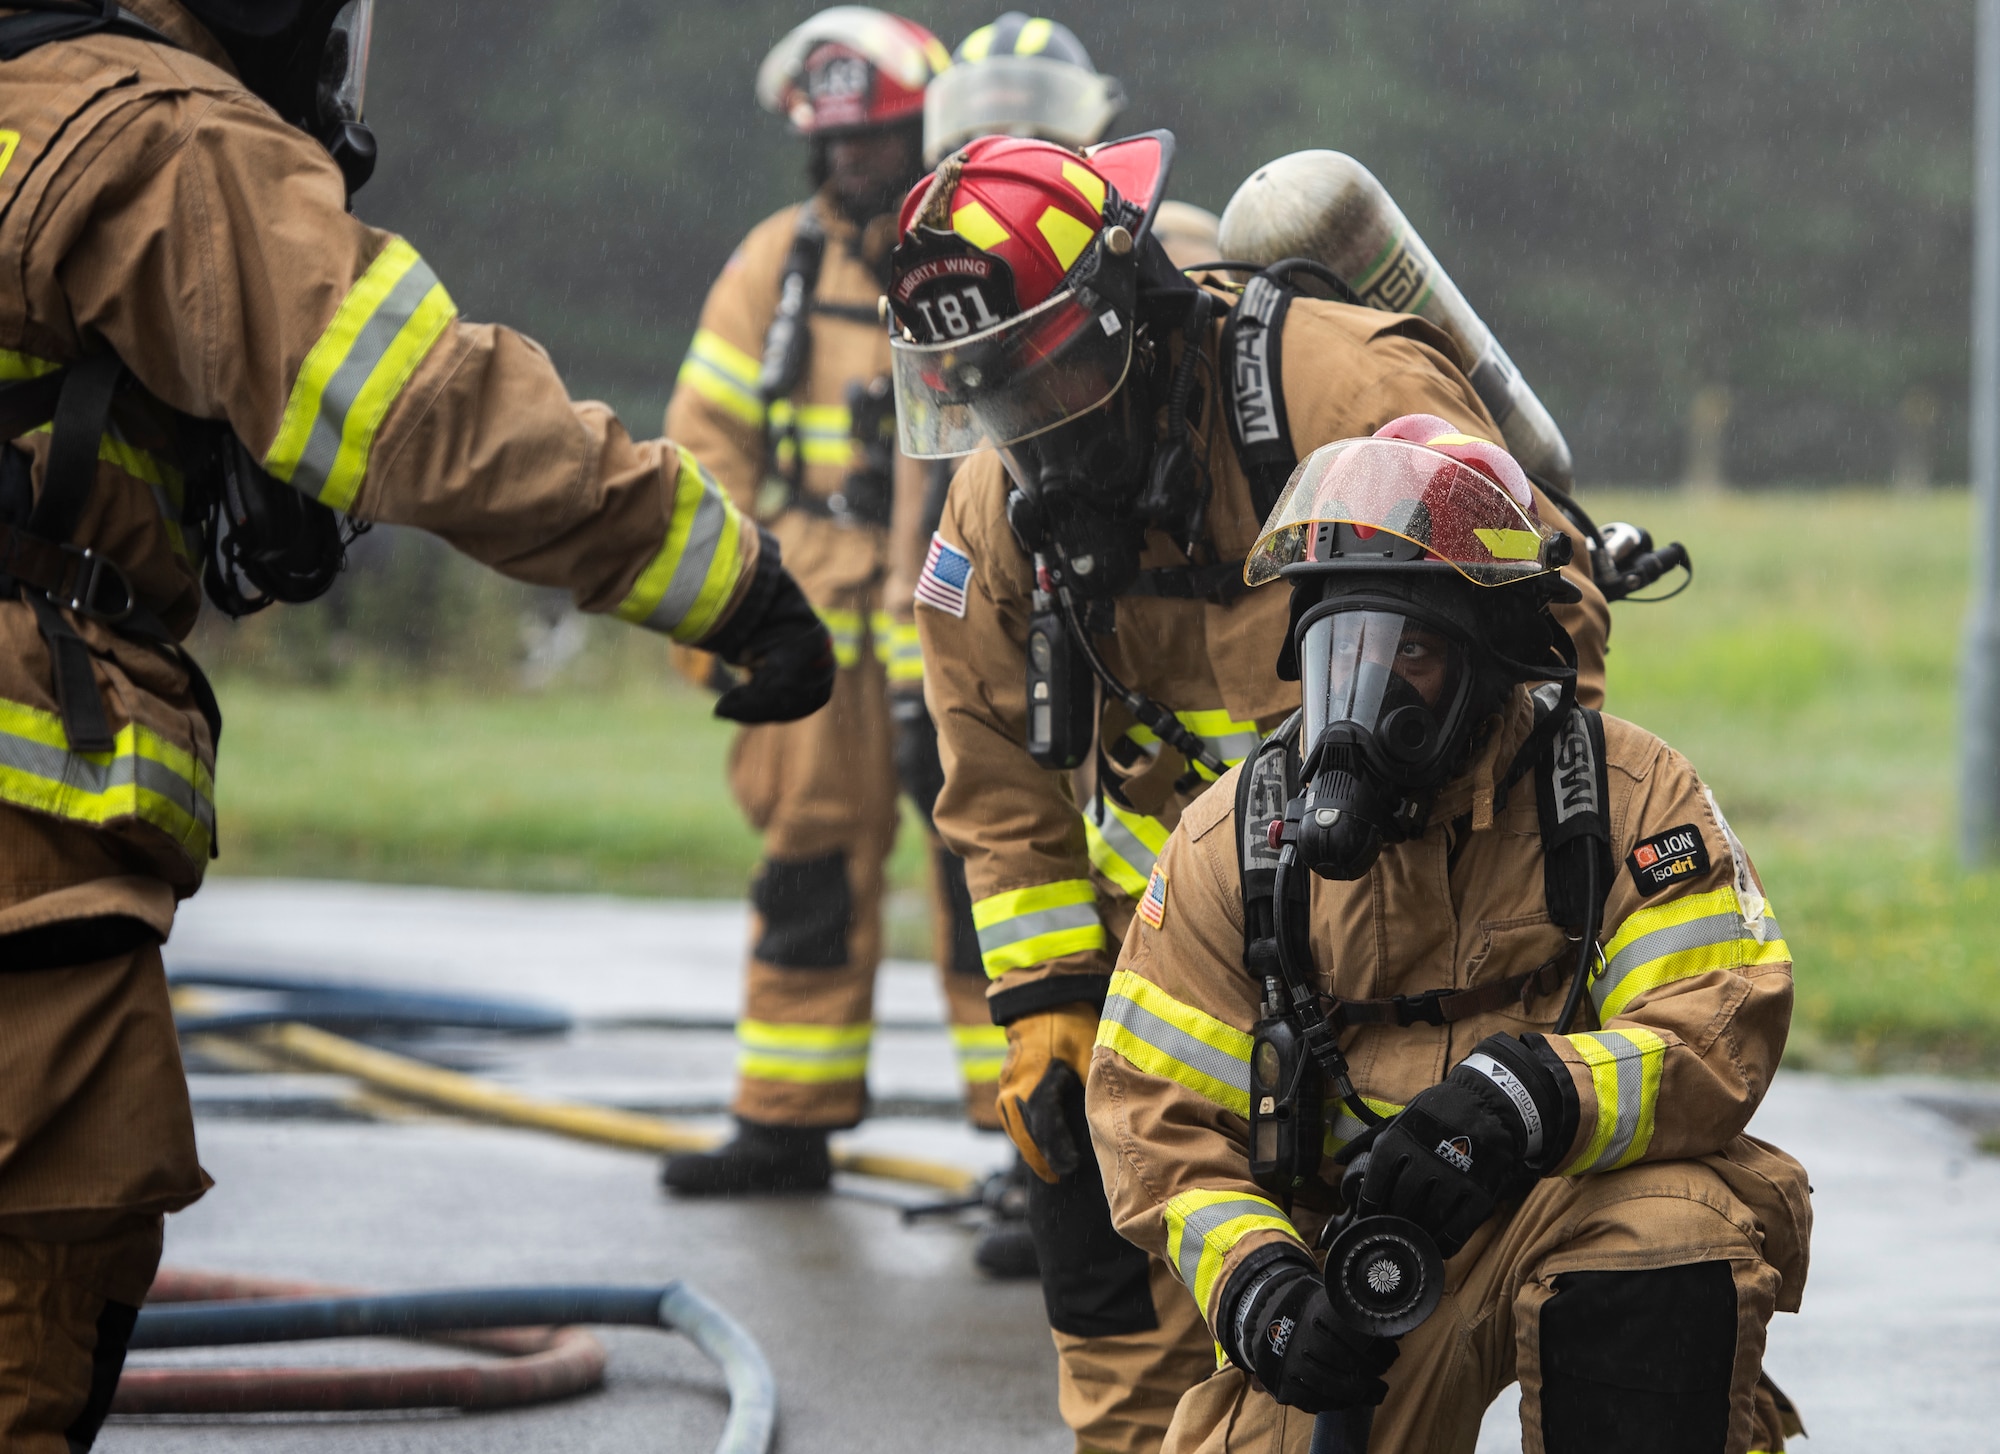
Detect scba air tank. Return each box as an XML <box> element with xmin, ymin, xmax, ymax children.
<box><xmin>1217</xmin><ymin>151</ymin><xmax>1575</xmax><ymax>490</ymax></box>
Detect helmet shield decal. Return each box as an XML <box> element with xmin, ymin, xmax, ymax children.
<box><xmin>1246</xmin><ymin>437</ymin><xmax>1561</xmax><ymax>587</ymax></box>
<box><xmin>889</xmin><ymin>280</ymin><xmax>1133</xmax><ymax>458</ymax></box>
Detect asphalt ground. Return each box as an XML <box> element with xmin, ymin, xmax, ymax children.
<box><xmin>105</xmin><ymin>879</ymin><xmax>2000</xmax><ymax>1453</ymax></box>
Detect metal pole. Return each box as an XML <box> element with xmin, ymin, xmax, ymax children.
<box><xmin>1963</xmin><ymin>0</ymin><xmax>2000</xmax><ymax>863</ymax></box>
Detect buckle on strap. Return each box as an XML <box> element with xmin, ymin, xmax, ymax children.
<box><xmin>49</xmin><ymin>543</ymin><xmax>135</xmax><ymax>624</ymax></box>
<box><xmin>1389</xmin><ymin>988</ymin><xmax>1451</xmax><ymax>1026</ymax></box>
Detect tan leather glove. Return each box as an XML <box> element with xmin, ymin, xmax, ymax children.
<box><xmin>995</xmin><ymin>1002</ymin><xmax>1102</xmax><ymax>1182</ymax></box>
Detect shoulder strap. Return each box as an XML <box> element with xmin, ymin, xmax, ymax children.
<box><xmin>1533</xmin><ymin>698</ymin><xmax>1614</xmax><ymax>932</ymax></box>
<box><xmin>759</xmin><ymin>204</ymin><xmax>828</xmax><ymax>406</ymax></box>
<box><xmin>1218</xmin><ymin>271</ymin><xmax>1297</xmax><ymax>523</ymax></box>
<box><xmin>1236</xmin><ymin>711</ymin><xmax>1301</xmax><ymax>980</ymax></box>
<box><xmin>0</xmin><ymin>0</ymin><xmax>171</xmax><ymax>60</ymax></box>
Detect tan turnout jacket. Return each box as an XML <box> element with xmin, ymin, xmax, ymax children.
<box><xmin>1087</xmin><ymin>693</ymin><xmax>1810</xmax><ymax>1335</ymax></box>
<box><xmin>0</xmin><ymin>0</ymin><xmax>762</xmax><ymax>1215</ymax></box>
<box><xmin>916</xmin><ymin>295</ymin><xmax>1610</xmax><ymax>1024</ymax></box>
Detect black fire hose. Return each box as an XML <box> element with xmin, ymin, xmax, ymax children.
<box><xmin>130</xmin><ymin>1282</ymin><xmax>776</xmax><ymax>1454</ymax></box>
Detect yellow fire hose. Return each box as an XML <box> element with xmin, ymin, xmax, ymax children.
<box><xmin>241</xmin><ymin>1021</ymin><xmax>982</xmax><ymax>1198</ymax></box>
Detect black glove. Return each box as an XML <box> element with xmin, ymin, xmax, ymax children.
<box><xmin>890</xmin><ymin>689</ymin><xmax>945</xmax><ymax>827</ymax></box>
<box><xmin>699</xmin><ymin>529</ymin><xmax>836</xmax><ymax>724</ymax></box>
<box><xmin>1220</xmin><ymin>1248</ymin><xmax>1399</xmax><ymax>1413</ymax></box>
<box><xmin>1342</xmin><ymin>1033</ymin><xmax>1574</xmax><ymax>1257</ymax></box>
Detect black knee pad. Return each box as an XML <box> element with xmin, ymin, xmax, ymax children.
<box><xmin>1539</xmin><ymin>1259</ymin><xmax>1737</xmax><ymax>1454</ymax></box>
<box><xmin>1024</xmin><ymin>1072</ymin><xmax>1158</xmax><ymax>1338</ymax></box>
<box><xmin>934</xmin><ymin>847</ymin><xmax>985</xmax><ymax>981</ymax></box>
<box><xmin>65</xmin><ymin>1297</ymin><xmax>138</xmax><ymax>1454</ymax></box>
<box><xmin>751</xmin><ymin>851</ymin><xmax>853</xmax><ymax>969</ymax></box>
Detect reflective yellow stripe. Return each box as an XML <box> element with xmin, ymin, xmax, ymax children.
<box><xmin>1125</xmin><ymin>709</ymin><xmax>1262</xmax><ymax>779</ymax></box>
<box><xmin>0</xmin><ymin>696</ymin><xmax>213</xmax><ymax>862</ymax></box>
<box><xmin>769</xmin><ymin>400</ymin><xmax>854</xmax><ymax>468</ymax></box>
<box><xmin>1163</xmin><ymin>1188</ymin><xmax>1303</xmax><ymax>1314</ymax></box>
<box><xmin>1595</xmin><ymin>885</ymin><xmax>1790</xmax><ymax>1021</ymax></box>
<box><xmin>972</xmin><ymin>879</ymin><xmax>1106</xmax><ymax>977</ymax></box>
<box><xmin>735</xmin><ymin>1019</ymin><xmax>873</xmax><ymax>1084</ymax></box>
<box><xmin>1324</xmin><ymin>1096</ymin><xmax>1405</xmax><ymax>1159</ymax></box>
<box><xmin>614</xmin><ymin>451</ymin><xmax>750</xmax><ymax>643</ymax></box>
<box><xmin>678</xmin><ymin>328</ymin><xmax>764</xmax><ymax>427</ymax></box>
<box><xmin>1097</xmin><ymin>969</ymin><xmax>1252</xmax><ymax>1117</ymax></box>
<box><xmin>0</xmin><ymin>348</ymin><xmax>59</xmax><ymax>381</ymax></box>
<box><xmin>1083</xmin><ymin>795</ymin><xmax>1171</xmax><ymax>900</ymax></box>
<box><xmin>263</xmin><ymin>237</ymin><xmax>458</xmax><ymax>511</ymax></box>
<box><xmin>1562</xmin><ymin>1028</ymin><xmax>1667</xmax><ymax>1174</ymax></box>
<box><xmin>950</xmin><ymin>1023</ymin><xmax>1008</xmax><ymax>1084</ymax></box>
<box><xmin>872</xmin><ymin>615</ymin><xmax>923</xmax><ymax>685</ymax></box>
<box><xmin>818</xmin><ymin>607</ymin><xmax>866</xmax><ymax>669</ymax></box>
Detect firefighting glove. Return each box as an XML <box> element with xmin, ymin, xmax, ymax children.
<box><xmin>701</xmin><ymin>529</ymin><xmax>836</xmax><ymax>725</ymax></box>
<box><xmin>1220</xmin><ymin>1247</ymin><xmax>1399</xmax><ymax>1413</ymax></box>
<box><xmin>995</xmin><ymin>1003</ymin><xmax>1101</xmax><ymax>1182</ymax></box>
<box><xmin>1341</xmin><ymin>1034</ymin><xmax>1574</xmax><ymax>1258</ymax></box>
<box><xmin>889</xmin><ymin>688</ymin><xmax>945</xmax><ymax>827</ymax></box>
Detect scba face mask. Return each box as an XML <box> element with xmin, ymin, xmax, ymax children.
<box><xmin>1290</xmin><ymin>596</ymin><xmax>1486</xmax><ymax>880</ymax></box>
<box><xmin>996</xmin><ymin>373</ymin><xmax>1156</xmax><ymax>597</ymax></box>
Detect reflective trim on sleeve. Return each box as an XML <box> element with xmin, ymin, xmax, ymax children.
<box><xmin>872</xmin><ymin>614</ymin><xmax>924</xmax><ymax>685</ymax></box>
<box><xmin>1595</xmin><ymin>885</ymin><xmax>1790</xmax><ymax>1021</ymax></box>
<box><xmin>1561</xmin><ymin>1028</ymin><xmax>1668</xmax><ymax>1174</ymax></box>
<box><xmin>817</xmin><ymin>607</ymin><xmax>866</xmax><ymax>670</ymax></box>
<box><xmin>263</xmin><ymin>237</ymin><xmax>458</xmax><ymax>513</ymax></box>
<box><xmin>949</xmin><ymin>1023</ymin><xmax>1008</xmax><ymax>1085</ymax></box>
<box><xmin>614</xmin><ymin>450</ymin><xmax>751</xmax><ymax>643</ymax></box>
<box><xmin>768</xmin><ymin>400</ymin><xmax>855</xmax><ymax>469</ymax></box>
<box><xmin>0</xmin><ymin>696</ymin><xmax>213</xmax><ymax>862</ymax></box>
<box><xmin>971</xmin><ymin>880</ymin><xmax>1106</xmax><ymax>977</ymax></box>
<box><xmin>1083</xmin><ymin>795</ymin><xmax>1171</xmax><ymax>900</ymax></box>
<box><xmin>677</xmin><ymin>328</ymin><xmax>765</xmax><ymax>427</ymax></box>
<box><xmin>735</xmin><ymin>1019</ymin><xmax>873</xmax><ymax>1084</ymax></box>
<box><xmin>1163</xmin><ymin>1188</ymin><xmax>1304</xmax><ymax>1315</ymax></box>
<box><xmin>1097</xmin><ymin>968</ymin><xmax>1253</xmax><ymax>1117</ymax></box>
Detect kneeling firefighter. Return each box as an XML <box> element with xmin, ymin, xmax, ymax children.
<box><xmin>657</xmin><ymin>9</ymin><xmax>1026</xmax><ymax>1256</ymax></box>
<box><xmin>1085</xmin><ymin>425</ymin><xmax>1808</xmax><ymax>1453</ymax></box>
<box><xmin>0</xmin><ymin>1</ymin><xmax>834</xmax><ymax>1447</ymax></box>
<box><xmin>887</xmin><ymin>134</ymin><xmax>1608</xmax><ymax>1453</ymax></box>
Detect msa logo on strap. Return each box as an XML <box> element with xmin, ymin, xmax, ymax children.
<box><xmin>1549</xmin><ymin>709</ymin><xmax>1600</xmax><ymax>824</ymax></box>
<box><xmin>1628</xmin><ymin>823</ymin><xmax>1710</xmax><ymax>896</ymax></box>
<box><xmin>1435</xmin><ymin>1136</ymin><xmax>1474</xmax><ymax>1173</ymax></box>
<box><xmin>1229</xmin><ymin>276</ymin><xmax>1285</xmax><ymax>447</ymax></box>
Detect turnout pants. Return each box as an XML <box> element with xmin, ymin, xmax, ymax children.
<box><xmin>727</xmin><ymin>625</ymin><xmax>1001</xmax><ymax>1130</ymax></box>
<box><xmin>1163</xmin><ymin>1144</ymin><xmax>1810</xmax><ymax>1454</ymax></box>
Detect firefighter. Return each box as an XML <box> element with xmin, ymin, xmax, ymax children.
<box><xmin>1086</xmin><ymin>424</ymin><xmax>1808</xmax><ymax>1454</ymax></box>
<box><xmin>887</xmin><ymin>134</ymin><xmax>1608</xmax><ymax>1453</ymax></box>
<box><xmin>655</xmin><ymin>9</ymin><xmax>1019</xmax><ymax>1217</ymax></box>
<box><xmin>0</xmin><ymin>0</ymin><xmax>835</xmax><ymax>1448</ymax></box>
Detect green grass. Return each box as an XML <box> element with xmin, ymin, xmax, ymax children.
<box><xmin>209</xmin><ymin>487</ymin><xmax>2000</xmax><ymax>1063</ymax></box>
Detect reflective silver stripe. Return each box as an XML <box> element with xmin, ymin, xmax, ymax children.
<box><xmin>290</xmin><ymin>257</ymin><xmax>445</xmax><ymax>500</ymax></box>
<box><xmin>1594</xmin><ymin>911</ymin><xmax>1751</xmax><ymax>1012</ymax></box>
<box><xmin>643</xmin><ymin>477</ymin><xmax>731</xmax><ymax>631</ymax></box>
<box><xmin>1202</xmin><ymin>728</ymin><xmax>1261</xmax><ymax>764</ymax></box>
<box><xmin>1463</xmin><ymin>1051</ymin><xmax>1543</xmax><ymax>1160</ymax></box>
<box><xmin>1582</xmin><ymin>1038</ymin><xmax>1648</xmax><ymax>1171</ymax></box>
<box><xmin>1088</xmin><ymin>797</ymin><xmax>1159</xmax><ymax>882</ymax></box>
<box><xmin>0</xmin><ymin>733</ymin><xmax>212</xmax><ymax>834</ymax></box>
<box><xmin>974</xmin><ymin>900</ymin><xmax>1100</xmax><ymax>958</ymax></box>
<box><xmin>1100</xmin><ymin>994</ymin><xmax>1251</xmax><ymax>1097</ymax></box>
<box><xmin>1172</xmin><ymin>1196</ymin><xmax>1282</xmax><ymax>1291</ymax></box>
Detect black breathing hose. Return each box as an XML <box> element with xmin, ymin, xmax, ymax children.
<box><xmin>1270</xmin><ymin>844</ymin><xmax>1381</xmax><ymax>1129</ymax></box>
<box><xmin>1552</xmin><ymin>854</ymin><xmax>1604</xmax><ymax>1036</ymax></box>
<box><xmin>1059</xmin><ymin>591</ymin><xmax>1228</xmax><ymax>777</ymax></box>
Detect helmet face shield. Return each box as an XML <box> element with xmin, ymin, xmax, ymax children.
<box><xmin>1246</xmin><ymin>436</ymin><xmax>1562</xmax><ymax>588</ymax></box>
<box><xmin>321</xmin><ymin>0</ymin><xmax>373</xmax><ymax>122</ymax></box>
<box><xmin>757</xmin><ymin>6</ymin><xmax>950</xmax><ymax>134</ymax></box>
<box><xmin>923</xmin><ymin>55</ymin><xmax>1124</xmax><ymax>162</ymax></box>
<box><xmin>1297</xmin><ymin>606</ymin><xmax>1473</xmax><ymax>781</ymax></box>
<box><xmin>889</xmin><ymin>283</ymin><xmax>1133</xmax><ymax>458</ymax></box>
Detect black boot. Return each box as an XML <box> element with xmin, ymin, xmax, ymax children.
<box><xmin>972</xmin><ymin>1153</ymin><xmax>1041</xmax><ymax>1279</ymax></box>
<box><xmin>660</xmin><ymin>1120</ymin><xmax>833</xmax><ymax>1197</ymax></box>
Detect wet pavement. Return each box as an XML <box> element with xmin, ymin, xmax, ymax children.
<box><xmin>99</xmin><ymin>879</ymin><xmax>2000</xmax><ymax>1453</ymax></box>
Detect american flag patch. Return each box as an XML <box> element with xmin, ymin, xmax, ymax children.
<box><xmin>1137</xmin><ymin>862</ymin><xmax>1169</xmax><ymax>929</ymax></box>
<box><xmin>915</xmin><ymin>533</ymin><xmax>973</xmax><ymax>617</ymax></box>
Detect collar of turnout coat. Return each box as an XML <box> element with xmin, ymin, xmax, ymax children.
<box><xmin>1422</xmin><ymin>686</ymin><xmax>1538</xmax><ymax>834</ymax></box>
